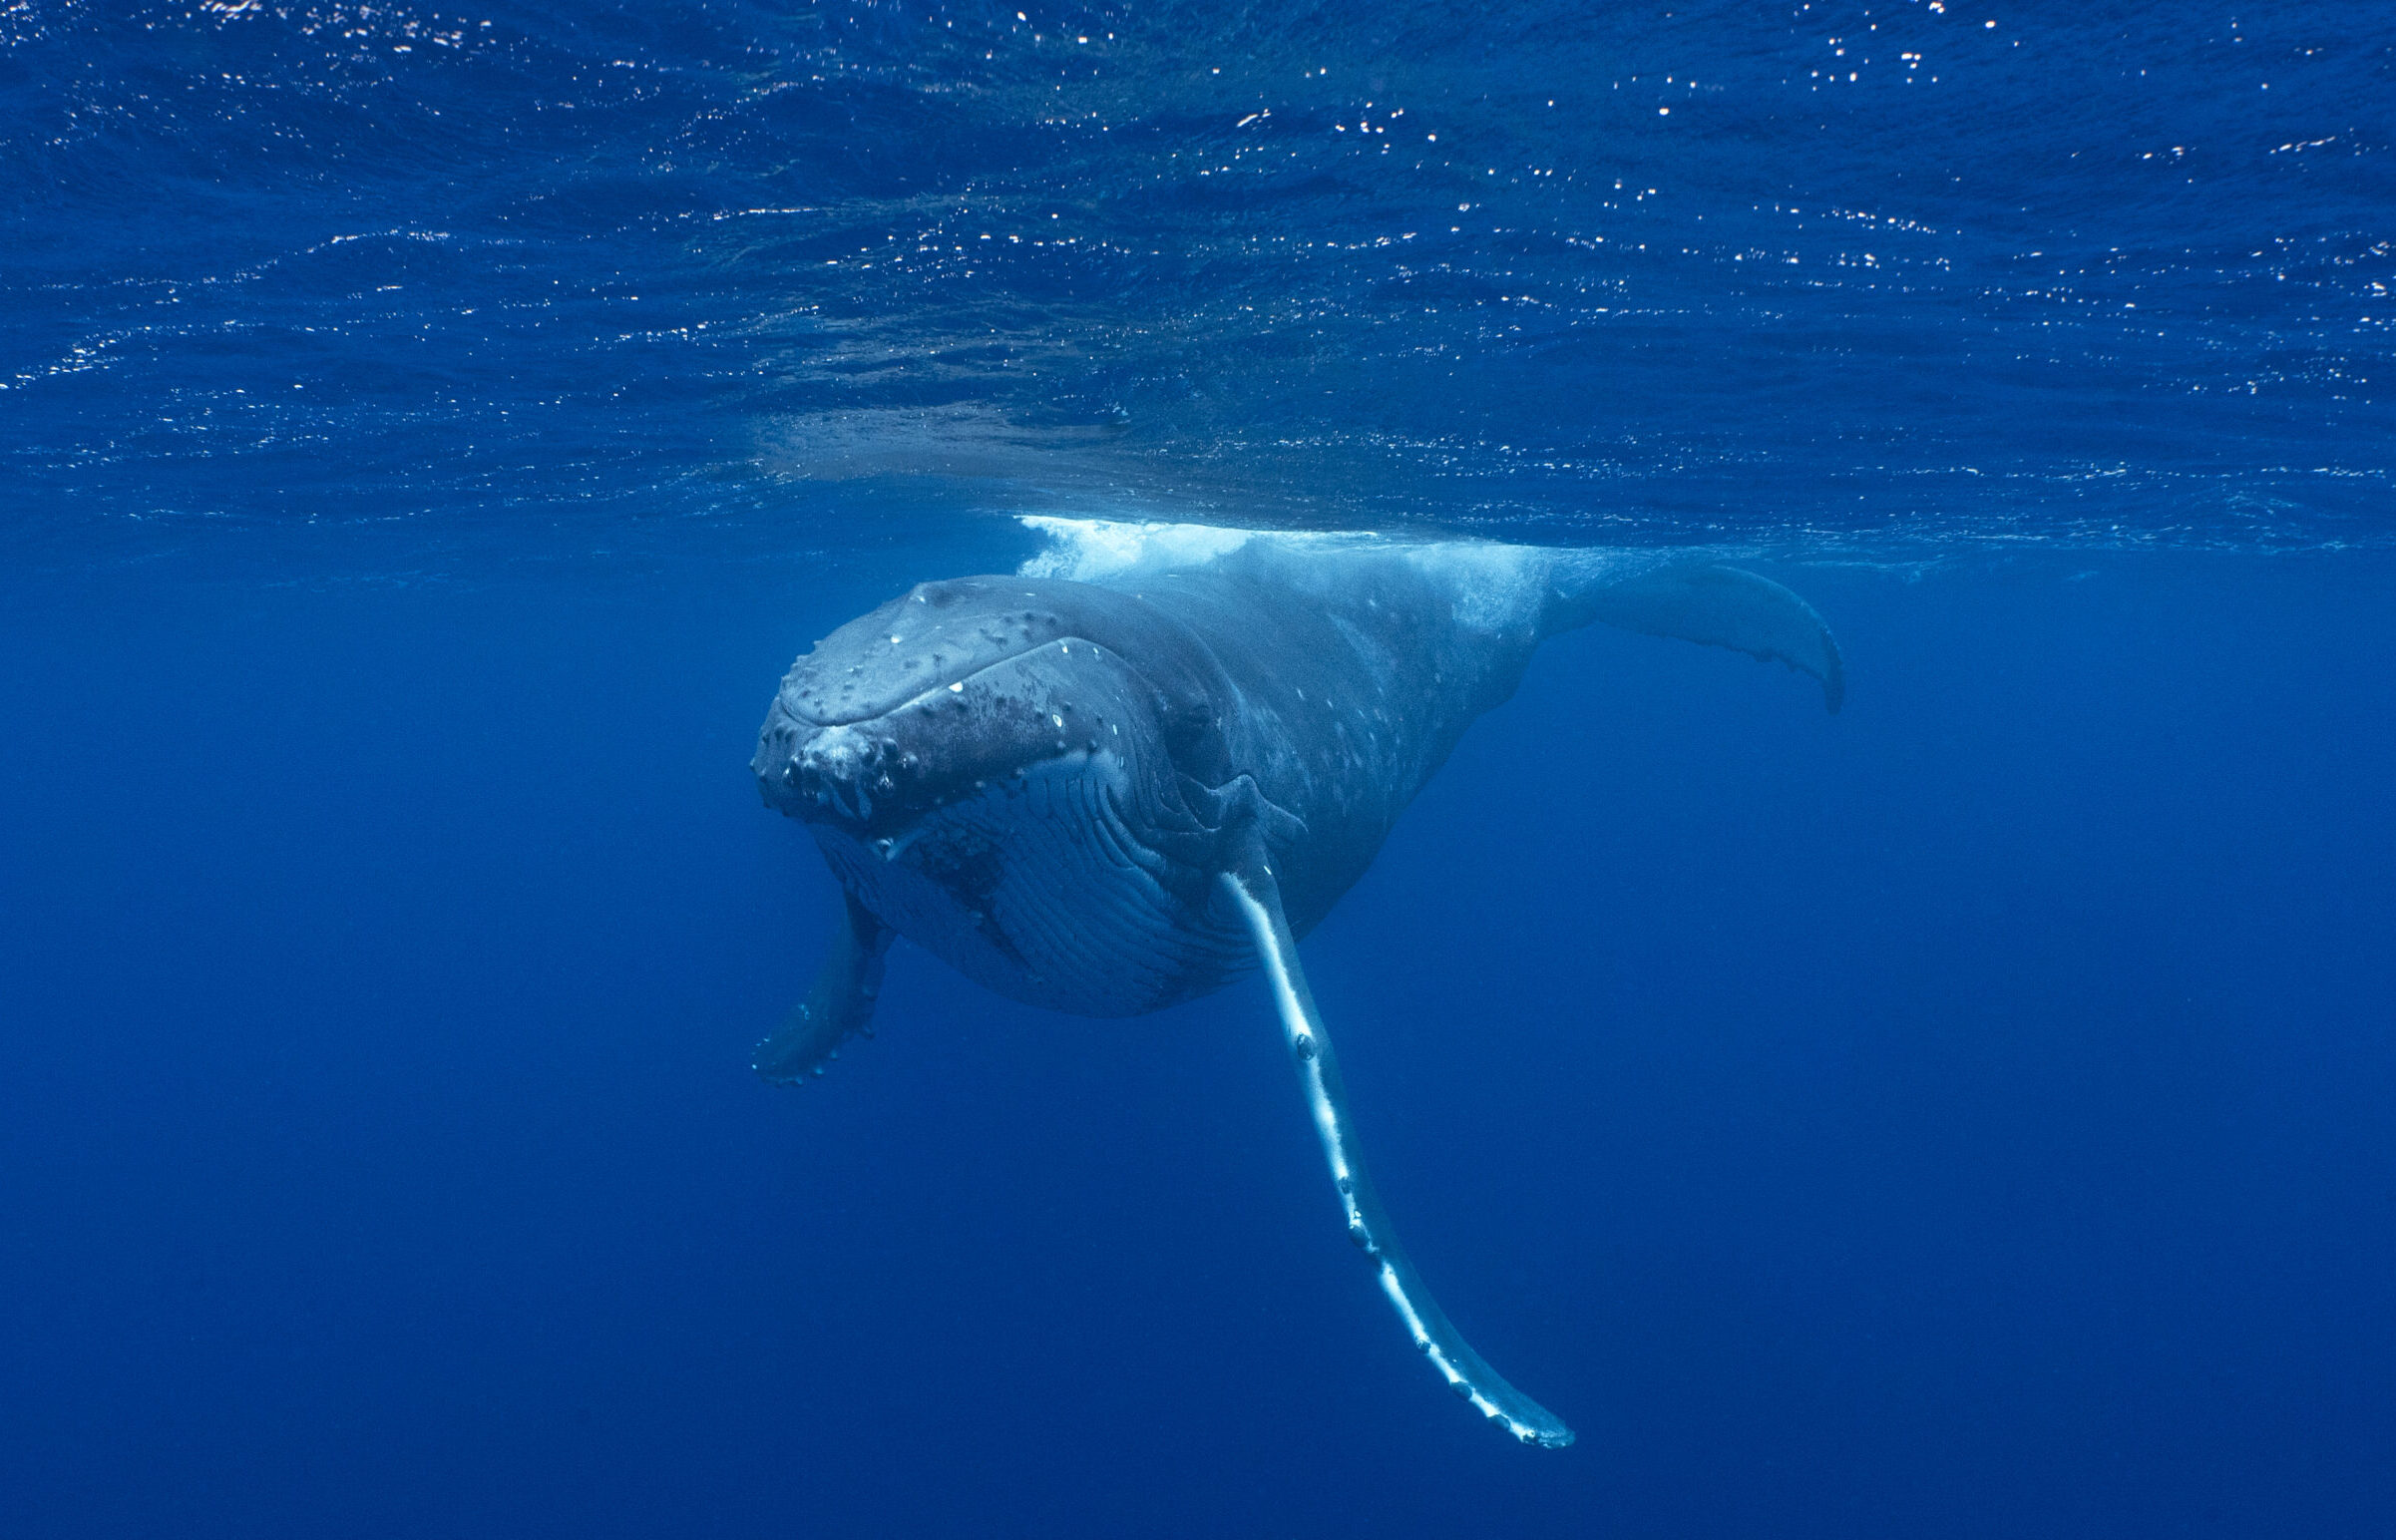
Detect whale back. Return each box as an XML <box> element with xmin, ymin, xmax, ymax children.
<box><xmin>1082</xmin><ymin>537</ymin><xmax>1556</xmax><ymax>937</ymax></box>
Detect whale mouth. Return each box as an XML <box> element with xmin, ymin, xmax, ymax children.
<box><xmin>769</xmin><ymin>646</ymin><xmax>1081</xmax><ymax>833</ymax></box>
<box><xmin>770</xmin><ymin>719</ymin><xmax>890</xmax><ymax>824</ymax></box>
<box><xmin>761</xmin><ymin>618</ymin><xmax>1166</xmax><ymax>849</ymax></box>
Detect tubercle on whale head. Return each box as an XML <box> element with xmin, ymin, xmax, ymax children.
<box><xmin>753</xmin><ymin>617</ymin><xmax>1176</xmax><ymax>843</ymax></box>
<box><xmin>754</xmin><ymin>575</ymin><xmax>1240</xmax><ymax>838</ymax></box>
<box><xmin>774</xmin><ymin>577</ymin><xmax>1082</xmax><ymax>731</ymax></box>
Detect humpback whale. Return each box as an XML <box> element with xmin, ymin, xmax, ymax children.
<box><xmin>751</xmin><ymin>522</ymin><xmax>1842</xmax><ymax>1447</ymax></box>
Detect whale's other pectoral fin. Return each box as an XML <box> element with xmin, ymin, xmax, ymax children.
<box><xmin>1218</xmin><ymin>864</ymin><xmax>1575</xmax><ymax>1449</ymax></box>
<box><xmin>1577</xmin><ymin>564</ymin><xmax>1845</xmax><ymax>713</ymax></box>
<box><xmin>754</xmin><ymin>894</ymin><xmax>894</xmax><ymax>1086</ymax></box>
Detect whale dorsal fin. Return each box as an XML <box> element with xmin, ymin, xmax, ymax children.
<box><xmin>1568</xmin><ymin>564</ymin><xmax>1845</xmax><ymax>713</ymax></box>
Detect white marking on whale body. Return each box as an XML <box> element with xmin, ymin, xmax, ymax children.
<box><xmin>1380</xmin><ymin>1266</ymin><xmax>1431</xmax><ymax>1344</ymax></box>
<box><xmin>1221</xmin><ymin>871</ymin><xmax>1572</xmax><ymax>1448</ymax></box>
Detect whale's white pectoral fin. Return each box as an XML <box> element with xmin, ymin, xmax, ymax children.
<box><xmin>755</xmin><ymin>895</ymin><xmax>894</xmax><ymax>1086</ymax></box>
<box><xmin>1218</xmin><ymin>866</ymin><xmax>1576</xmax><ymax>1449</ymax></box>
<box><xmin>1577</xmin><ymin>565</ymin><xmax>1845</xmax><ymax>713</ymax></box>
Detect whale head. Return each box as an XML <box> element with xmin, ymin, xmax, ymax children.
<box><xmin>753</xmin><ymin>576</ymin><xmax>1243</xmax><ymax>1013</ymax></box>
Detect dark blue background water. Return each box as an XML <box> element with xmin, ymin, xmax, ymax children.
<box><xmin>4</xmin><ymin>3</ymin><xmax>2392</xmax><ymax>1536</ymax></box>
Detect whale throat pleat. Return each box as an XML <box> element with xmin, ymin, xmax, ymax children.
<box><xmin>818</xmin><ymin>761</ymin><xmax>1243</xmax><ymax>1016</ymax></box>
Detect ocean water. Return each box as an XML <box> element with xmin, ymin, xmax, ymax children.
<box><xmin>3</xmin><ymin>3</ymin><xmax>2392</xmax><ymax>1536</ymax></box>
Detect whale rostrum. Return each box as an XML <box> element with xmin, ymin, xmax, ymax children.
<box><xmin>751</xmin><ymin>523</ymin><xmax>1843</xmax><ymax>1446</ymax></box>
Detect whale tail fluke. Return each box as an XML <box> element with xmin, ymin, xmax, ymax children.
<box><xmin>1554</xmin><ymin>563</ymin><xmax>1845</xmax><ymax>713</ymax></box>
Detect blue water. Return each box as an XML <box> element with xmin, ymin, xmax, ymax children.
<box><xmin>3</xmin><ymin>3</ymin><xmax>2392</xmax><ymax>1535</ymax></box>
